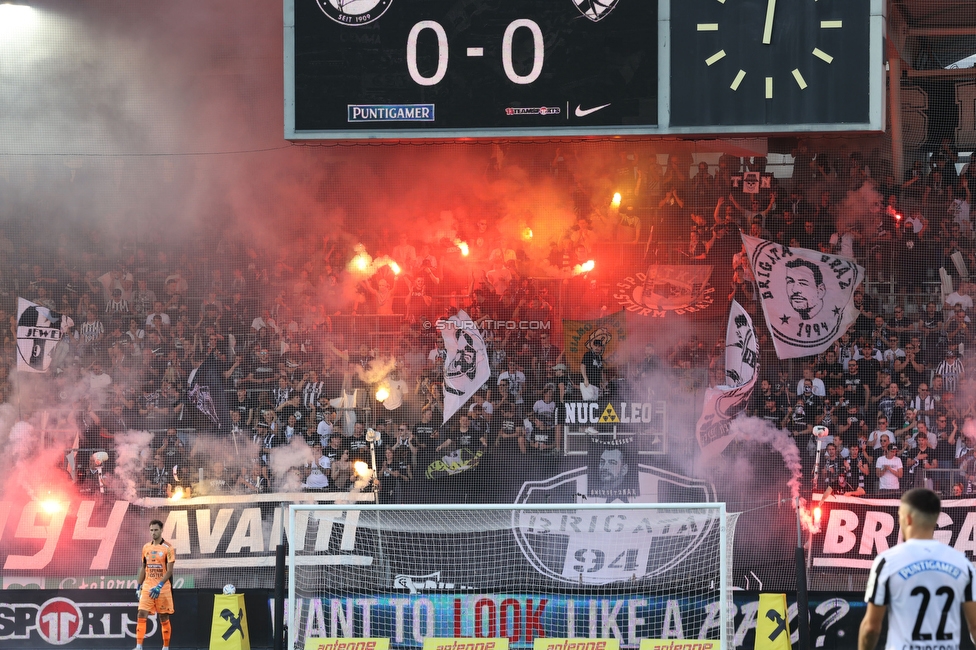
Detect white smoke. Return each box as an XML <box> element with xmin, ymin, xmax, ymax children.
<box><xmin>113</xmin><ymin>430</ymin><xmax>154</xmax><ymax>501</ymax></box>
<box><xmin>269</xmin><ymin>437</ymin><xmax>313</xmax><ymax>492</ymax></box>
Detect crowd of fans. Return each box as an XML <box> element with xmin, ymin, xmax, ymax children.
<box><xmin>1</xmin><ymin>141</ymin><xmax>975</xmax><ymax>501</ymax></box>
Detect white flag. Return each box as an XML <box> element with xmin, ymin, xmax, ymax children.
<box><xmin>697</xmin><ymin>301</ymin><xmax>759</xmax><ymax>460</ymax></box>
<box><xmin>16</xmin><ymin>297</ymin><xmax>73</xmax><ymax>373</ymax></box>
<box><xmin>743</xmin><ymin>234</ymin><xmax>863</xmax><ymax>359</ymax></box>
<box><xmin>440</xmin><ymin>310</ymin><xmax>490</xmax><ymax>424</ymax></box>
<box><xmin>724</xmin><ymin>301</ymin><xmax>759</xmax><ymax>388</ymax></box>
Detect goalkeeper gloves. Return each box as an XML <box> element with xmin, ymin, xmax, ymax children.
<box><xmin>135</xmin><ymin>587</ymin><xmax>142</xmax><ymax>600</ymax></box>
<box><xmin>149</xmin><ymin>582</ymin><xmax>163</xmax><ymax>599</ymax></box>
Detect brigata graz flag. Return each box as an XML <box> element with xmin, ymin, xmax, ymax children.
<box><xmin>440</xmin><ymin>309</ymin><xmax>490</xmax><ymax>424</ymax></box>
<box><xmin>16</xmin><ymin>297</ymin><xmax>73</xmax><ymax>373</ymax></box>
<box><xmin>743</xmin><ymin>235</ymin><xmax>863</xmax><ymax>359</ymax></box>
<box><xmin>696</xmin><ymin>301</ymin><xmax>759</xmax><ymax>460</ymax></box>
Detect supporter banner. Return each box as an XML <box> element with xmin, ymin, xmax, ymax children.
<box><xmin>440</xmin><ymin>310</ymin><xmax>491</xmax><ymax>424</ymax></box>
<box><xmin>287</xmin><ymin>592</ymin><xmax>867</xmax><ymax>650</ymax></box>
<box><xmin>696</xmin><ymin>302</ymin><xmax>759</xmax><ymax>460</ymax></box>
<box><xmin>424</xmin><ymin>447</ymin><xmax>485</xmax><ymax>480</ymax></box>
<box><xmin>586</xmin><ymin>436</ymin><xmax>639</xmax><ymax>501</ymax></box>
<box><xmin>562</xmin><ymin>311</ymin><xmax>627</xmax><ymax>370</ymax></box>
<box><xmin>742</xmin><ymin>236</ymin><xmax>862</xmax><ymax>359</ymax></box>
<box><xmin>811</xmin><ymin>496</ymin><xmax>976</xmax><ymax>570</ymax></box>
<box><xmin>16</xmin><ymin>297</ymin><xmax>73</xmax><ymax>373</ymax></box>
<box><xmin>0</xmin><ymin>492</ymin><xmax>375</xmax><ymax>591</ymax></box>
<box><xmin>0</xmin><ymin>588</ymin><xmax>871</xmax><ymax>650</ymax></box>
<box><xmin>613</xmin><ymin>266</ymin><xmax>715</xmax><ymax>319</ymax></box>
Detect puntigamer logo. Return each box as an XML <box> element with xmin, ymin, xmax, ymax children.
<box><xmin>316</xmin><ymin>0</ymin><xmax>394</xmax><ymax>26</ymax></box>
<box><xmin>348</xmin><ymin>105</ymin><xmax>435</xmax><ymax>123</ymax></box>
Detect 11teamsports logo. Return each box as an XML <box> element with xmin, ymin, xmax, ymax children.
<box><xmin>316</xmin><ymin>0</ymin><xmax>394</xmax><ymax>26</ymax></box>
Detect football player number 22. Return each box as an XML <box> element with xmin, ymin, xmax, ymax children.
<box><xmin>407</xmin><ymin>20</ymin><xmax>544</xmax><ymax>86</ymax></box>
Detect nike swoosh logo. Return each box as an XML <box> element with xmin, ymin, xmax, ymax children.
<box><xmin>574</xmin><ymin>103</ymin><xmax>611</xmax><ymax>117</ymax></box>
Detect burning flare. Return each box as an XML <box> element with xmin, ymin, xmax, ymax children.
<box><xmin>375</xmin><ymin>386</ymin><xmax>390</xmax><ymax>402</ymax></box>
<box><xmin>349</xmin><ymin>244</ymin><xmax>373</xmax><ymax>273</ymax></box>
<box><xmin>455</xmin><ymin>239</ymin><xmax>469</xmax><ymax>256</ymax></box>
<box><xmin>573</xmin><ymin>260</ymin><xmax>595</xmax><ymax>275</ymax></box>
<box><xmin>611</xmin><ymin>192</ymin><xmax>622</xmax><ymax>208</ymax></box>
<box><xmin>353</xmin><ymin>460</ymin><xmax>371</xmax><ymax>479</ymax></box>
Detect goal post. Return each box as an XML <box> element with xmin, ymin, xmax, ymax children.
<box><xmin>287</xmin><ymin>502</ymin><xmax>737</xmax><ymax>650</ymax></box>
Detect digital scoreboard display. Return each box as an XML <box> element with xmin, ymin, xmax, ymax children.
<box><xmin>284</xmin><ymin>0</ymin><xmax>886</xmax><ymax>139</ymax></box>
<box><xmin>285</xmin><ymin>0</ymin><xmax>659</xmax><ymax>139</ymax></box>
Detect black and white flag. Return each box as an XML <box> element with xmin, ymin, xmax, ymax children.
<box><xmin>440</xmin><ymin>309</ymin><xmax>490</xmax><ymax>424</ymax></box>
<box><xmin>696</xmin><ymin>301</ymin><xmax>759</xmax><ymax>460</ymax></box>
<box><xmin>16</xmin><ymin>297</ymin><xmax>73</xmax><ymax>373</ymax></box>
<box><xmin>743</xmin><ymin>235</ymin><xmax>863</xmax><ymax>359</ymax></box>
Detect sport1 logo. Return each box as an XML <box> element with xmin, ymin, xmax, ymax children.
<box><xmin>37</xmin><ymin>598</ymin><xmax>82</xmax><ymax>645</ymax></box>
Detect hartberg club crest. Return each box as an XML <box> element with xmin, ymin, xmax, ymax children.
<box><xmin>316</xmin><ymin>0</ymin><xmax>393</xmax><ymax>26</ymax></box>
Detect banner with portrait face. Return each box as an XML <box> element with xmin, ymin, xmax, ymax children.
<box><xmin>440</xmin><ymin>309</ymin><xmax>491</xmax><ymax>424</ymax></box>
<box><xmin>742</xmin><ymin>235</ymin><xmax>863</xmax><ymax>359</ymax></box>
<box><xmin>587</xmin><ymin>435</ymin><xmax>639</xmax><ymax>501</ymax></box>
<box><xmin>562</xmin><ymin>311</ymin><xmax>627</xmax><ymax>370</ymax></box>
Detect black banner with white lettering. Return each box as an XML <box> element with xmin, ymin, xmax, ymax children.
<box><xmin>811</xmin><ymin>495</ymin><xmax>976</xmax><ymax>571</ymax></box>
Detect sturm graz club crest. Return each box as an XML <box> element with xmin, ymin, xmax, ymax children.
<box><xmin>572</xmin><ymin>0</ymin><xmax>620</xmax><ymax>22</ymax></box>
<box><xmin>315</xmin><ymin>0</ymin><xmax>393</xmax><ymax>26</ymax></box>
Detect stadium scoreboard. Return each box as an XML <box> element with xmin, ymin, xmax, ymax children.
<box><xmin>284</xmin><ymin>0</ymin><xmax>885</xmax><ymax>140</ymax></box>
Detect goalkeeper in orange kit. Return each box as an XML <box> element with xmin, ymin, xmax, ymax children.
<box><xmin>134</xmin><ymin>519</ymin><xmax>175</xmax><ymax>650</ymax></box>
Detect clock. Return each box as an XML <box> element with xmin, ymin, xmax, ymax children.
<box><xmin>669</xmin><ymin>0</ymin><xmax>877</xmax><ymax>130</ymax></box>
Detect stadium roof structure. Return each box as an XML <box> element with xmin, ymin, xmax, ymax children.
<box><xmin>892</xmin><ymin>0</ymin><xmax>976</xmax><ymax>74</ymax></box>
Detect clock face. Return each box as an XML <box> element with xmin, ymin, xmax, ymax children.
<box><xmin>670</xmin><ymin>0</ymin><xmax>872</xmax><ymax>128</ymax></box>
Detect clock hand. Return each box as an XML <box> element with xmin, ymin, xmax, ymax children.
<box><xmin>762</xmin><ymin>0</ymin><xmax>777</xmax><ymax>44</ymax></box>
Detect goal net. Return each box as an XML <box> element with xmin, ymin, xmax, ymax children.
<box><xmin>287</xmin><ymin>503</ymin><xmax>738</xmax><ymax>650</ymax></box>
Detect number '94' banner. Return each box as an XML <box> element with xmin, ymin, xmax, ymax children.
<box><xmin>287</xmin><ymin>0</ymin><xmax>659</xmax><ymax>138</ymax></box>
